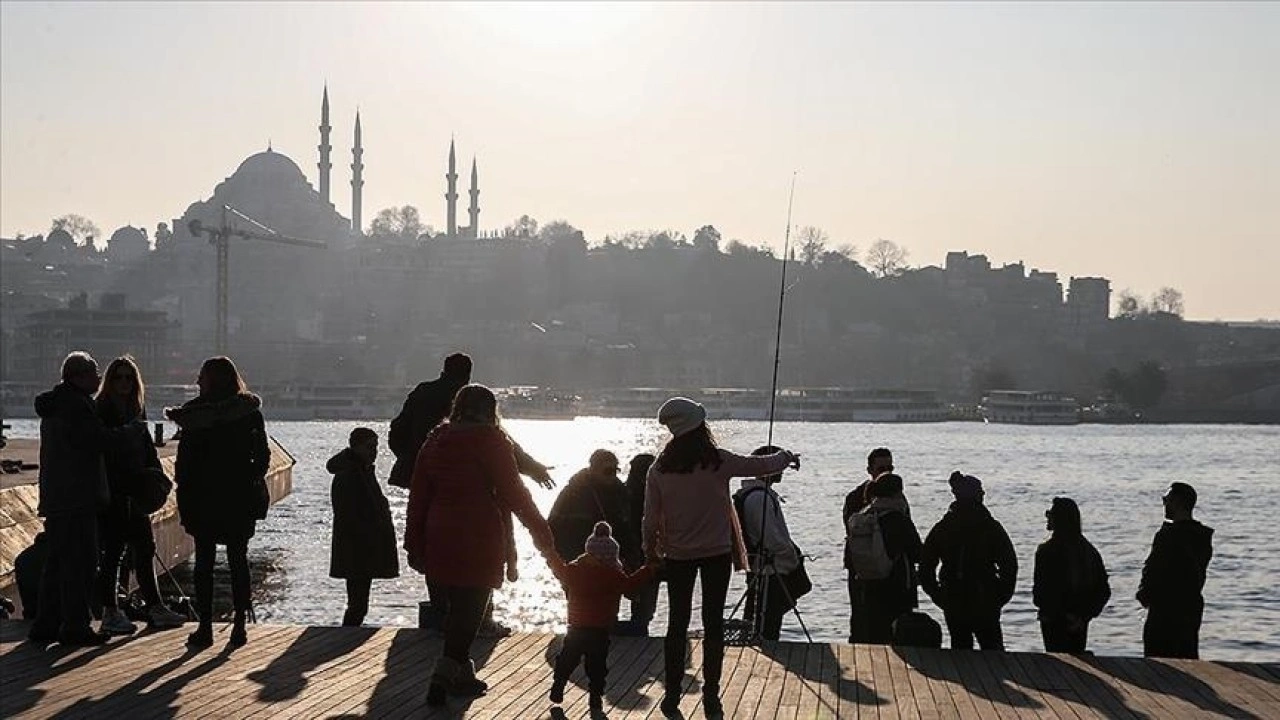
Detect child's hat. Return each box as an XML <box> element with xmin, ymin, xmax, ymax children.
<box><xmin>585</xmin><ymin>521</ymin><xmax>620</xmax><ymax>563</ymax></box>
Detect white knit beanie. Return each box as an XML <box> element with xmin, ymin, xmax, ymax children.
<box><xmin>658</xmin><ymin>397</ymin><xmax>706</xmax><ymax>437</ymax></box>
<box><xmin>584</xmin><ymin>521</ymin><xmax>620</xmax><ymax>563</ymax></box>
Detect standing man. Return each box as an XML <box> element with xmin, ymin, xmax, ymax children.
<box><xmin>1137</xmin><ymin>482</ymin><xmax>1213</xmax><ymax>659</ymax></box>
<box><xmin>919</xmin><ymin>472</ymin><xmax>1017</xmax><ymax>651</ymax></box>
<box><xmin>842</xmin><ymin>447</ymin><xmax>895</xmax><ymax>643</ymax></box>
<box><xmin>736</xmin><ymin>445</ymin><xmax>804</xmax><ymax>641</ymax></box>
<box><xmin>548</xmin><ymin>450</ymin><xmax>634</xmax><ymax>566</ymax></box>
<box><xmin>28</xmin><ymin>352</ymin><xmax>114</xmax><ymax>646</ymax></box>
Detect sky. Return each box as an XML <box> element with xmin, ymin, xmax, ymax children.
<box><xmin>1</xmin><ymin>1</ymin><xmax>1277</xmax><ymax>320</ymax></box>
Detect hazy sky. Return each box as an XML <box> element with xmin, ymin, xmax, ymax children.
<box><xmin>2</xmin><ymin>2</ymin><xmax>1276</xmax><ymax>320</ymax></box>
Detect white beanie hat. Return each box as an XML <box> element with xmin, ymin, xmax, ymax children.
<box><xmin>658</xmin><ymin>397</ymin><xmax>706</xmax><ymax>437</ymax></box>
<box><xmin>584</xmin><ymin>521</ymin><xmax>620</xmax><ymax>563</ymax></box>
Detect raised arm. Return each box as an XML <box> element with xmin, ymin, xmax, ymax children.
<box><xmin>719</xmin><ymin>448</ymin><xmax>795</xmax><ymax>479</ymax></box>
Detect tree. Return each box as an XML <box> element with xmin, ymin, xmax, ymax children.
<box><xmin>538</xmin><ymin>220</ymin><xmax>582</xmax><ymax>245</ymax></box>
<box><xmin>368</xmin><ymin>206</ymin><xmax>428</xmax><ymax>240</ymax></box>
<box><xmin>50</xmin><ymin>214</ymin><xmax>101</xmax><ymax>246</ymax></box>
<box><xmin>1115</xmin><ymin>290</ymin><xmax>1144</xmax><ymax>318</ymax></box>
<box><xmin>795</xmin><ymin>225</ymin><xmax>829</xmax><ymax>266</ymax></box>
<box><xmin>1102</xmin><ymin>361</ymin><xmax>1167</xmax><ymax>409</ymax></box>
<box><xmin>692</xmin><ymin>224</ymin><xmax>721</xmax><ymax>253</ymax></box>
<box><xmin>1150</xmin><ymin>287</ymin><xmax>1185</xmax><ymax>317</ymax></box>
<box><xmin>505</xmin><ymin>214</ymin><xmax>539</xmax><ymax>239</ymax></box>
<box><xmin>865</xmin><ymin>238</ymin><xmax>908</xmax><ymax>277</ymax></box>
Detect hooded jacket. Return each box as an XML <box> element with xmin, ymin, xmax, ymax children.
<box><xmin>403</xmin><ymin>422</ymin><xmax>555</xmax><ymax>589</ymax></box>
<box><xmin>328</xmin><ymin>448</ymin><xmax>400</xmax><ymax>580</ymax></box>
<box><xmin>1033</xmin><ymin>532</ymin><xmax>1111</xmax><ymax>621</ymax></box>
<box><xmin>98</xmin><ymin>400</ymin><xmax>162</xmax><ymax>521</ymax></box>
<box><xmin>34</xmin><ymin>382</ymin><xmax>112</xmax><ymax>517</ymax></box>
<box><xmin>555</xmin><ymin>554</ymin><xmax>657</xmax><ymax>628</ymax></box>
<box><xmin>1137</xmin><ymin>519</ymin><xmax>1214</xmax><ymax>612</ymax></box>
<box><xmin>168</xmin><ymin>393</ymin><xmax>269</xmax><ymax>543</ymax></box>
<box><xmin>919</xmin><ymin>500</ymin><xmax>1018</xmax><ymax>612</ymax></box>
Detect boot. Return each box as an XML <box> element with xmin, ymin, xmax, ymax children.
<box><xmin>427</xmin><ymin>656</ymin><xmax>461</xmax><ymax>706</ymax></box>
<box><xmin>229</xmin><ymin>610</ymin><xmax>247</xmax><ymax>648</ymax></box>
<box><xmin>450</xmin><ymin>658</ymin><xmax>488</xmax><ymax>697</ymax></box>
<box><xmin>187</xmin><ymin>622</ymin><xmax>213</xmax><ymax>649</ymax></box>
<box><xmin>702</xmin><ymin>684</ymin><xmax>724</xmax><ymax>719</ymax></box>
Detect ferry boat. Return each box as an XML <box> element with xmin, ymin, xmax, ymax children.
<box><xmin>980</xmin><ymin>390</ymin><xmax>1081</xmax><ymax>425</ymax></box>
<box><xmin>496</xmin><ymin>386</ymin><xmax>580</xmax><ymax>420</ymax></box>
<box><xmin>580</xmin><ymin>387</ymin><xmax>950</xmax><ymax>423</ymax></box>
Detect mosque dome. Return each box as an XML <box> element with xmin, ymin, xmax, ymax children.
<box><xmin>109</xmin><ymin>225</ymin><xmax>147</xmax><ymax>247</ymax></box>
<box><xmin>233</xmin><ymin>148</ymin><xmax>307</xmax><ymax>182</ymax></box>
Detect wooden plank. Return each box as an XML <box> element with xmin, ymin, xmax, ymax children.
<box><xmin>454</xmin><ymin>632</ymin><xmax>551</xmax><ymax>719</ymax></box>
<box><xmin>836</xmin><ymin>642</ymin><xmax>863</xmax><ymax>720</ymax></box>
<box><xmin>721</xmin><ymin>645</ymin><xmax>762</xmax><ymax>719</ymax></box>
<box><xmin>795</xmin><ymin>642</ymin><xmax>827</xmax><ymax>720</ymax></box>
<box><xmin>754</xmin><ymin>642</ymin><xmax>793</xmax><ymax>719</ymax></box>
<box><xmin>892</xmin><ymin>646</ymin><xmax>940</xmax><ymax>720</ymax></box>
<box><xmin>676</xmin><ymin>638</ymin><xmax>712</xmax><ymax>719</ymax></box>
<box><xmin>777</xmin><ymin>642</ymin><xmax>809</xmax><ymax>720</ymax></box>
<box><xmin>609</xmin><ymin>634</ymin><xmax>667</xmax><ymax>716</ymax></box>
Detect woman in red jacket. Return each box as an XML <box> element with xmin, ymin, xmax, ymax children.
<box><xmin>404</xmin><ymin>384</ymin><xmax>559</xmax><ymax>707</ymax></box>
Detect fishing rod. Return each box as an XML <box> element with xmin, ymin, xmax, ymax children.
<box><xmin>766</xmin><ymin>173</ymin><xmax>798</xmax><ymax>446</ymax></box>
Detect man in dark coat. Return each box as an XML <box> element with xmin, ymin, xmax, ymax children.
<box><xmin>919</xmin><ymin>472</ymin><xmax>1018</xmax><ymax>651</ymax></box>
<box><xmin>1033</xmin><ymin>497</ymin><xmax>1111</xmax><ymax>653</ymax></box>
<box><xmin>1137</xmin><ymin>482</ymin><xmax>1213</xmax><ymax>659</ymax></box>
<box><xmin>329</xmin><ymin>427</ymin><xmax>399</xmax><ymax>626</ymax></box>
<box><xmin>549</xmin><ymin>450</ymin><xmax>636</xmax><ymax>567</ymax></box>
<box><xmin>621</xmin><ymin>453</ymin><xmax>658</xmax><ymax>635</ymax></box>
<box><xmin>29</xmin><ymin>351</ymin><xmax>114</xmax><ymax>645</ymax></box>
<box><xmin>388</xmin><ymin>353</ymin><xmax>474</xmax><ymax>489</ymax></box>
<box><xmin>842</xmin><ymin>447</ymin><xmax>895</xmax><ymax>643</ymax></box>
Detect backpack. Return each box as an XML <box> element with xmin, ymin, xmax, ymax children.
<box><xmin>732</xmin><ymin>486</ymin><xmax>768</xmax><ymax>553</ymax></box>
<box><xmin>846</xmin><ymin>508</ymin><xmax>894</xmax><ymax>580</ymax></box>
<box><xmin>892</xmin><ymin>611</ymin><xmax>942</xmax><ymax>648</ymax></box>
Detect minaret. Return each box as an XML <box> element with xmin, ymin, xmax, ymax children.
<box><xmin>318</xmin><ymin>85</ymin><xmax>332</xmax><ymax>205</ymax></box>
<box><xmin>445</xmin><ymin>139</ymin><xmax>458</xmax><ymax>237</ymax></box>
<box><xmin>468</xmin><ymin>157</ymin><xmax>480</xmax><ymax>239</ymax></box>
<box><xmin>351</xmin><ymin>111</ymin><xmax>364</xmax><ymax>234</ymax></box>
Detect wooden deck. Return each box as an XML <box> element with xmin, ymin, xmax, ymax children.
<box><xmin>1</xmin><ymin>621</ymin><xmax>1276</xmax><ymax>719</ymax></box>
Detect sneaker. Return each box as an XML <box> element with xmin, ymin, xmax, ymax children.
<box><xmin>101</xmin><ymin>609</ymin><xmax>137</xmax><ymax>636</ymax></box>
<box><xmin>476</xmin><ymin>617</ymin><xmax>513</xmax><ymax>639</ymax></box>
<box><xmin>147</xmin><ymin>604</ymin><xmax>187</xmax><ymax>630</ymax></box>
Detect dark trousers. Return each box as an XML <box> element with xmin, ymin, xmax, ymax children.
<box><xmin>554</xmin><ymin>626</ymin><xmax>610</xmax><ymax>695</ymax></box>
<box><xmin>32</xmin><ymin>512</ymin><xmax>99</xmax><ymax>638</ymax></box>
<box><xmin>437</xmin><ymin>585</ymin><xmax>492</xmax><ymax>663</ymax></box>
<box><xmin>193</xmin><ymin>537</ymin><xmax>250</xmax><ymax>624</ymax></box>
<box><xmin>97</xmin><ymin>511</ymin><xmax>161</xmax><ymax>609</ymax></box>
<box><xmin>344</xmin><ymin>577</ymin><xmax>372</xmax><ymax>626</ymax></box>
<box><xmin>429</xmin><ymin>580</ymin><xmax>495</xmax><ymax>625</ymax></box>
<box><xmin>847</xmin><ymin>573</ymin><xmax>866</xmax><ymax>642</ymax></box>
<box><xmin>1040</xmin><ymin>617</ymin><xmax>1089</xmax><ymax>653</ymax></box>
<box><xmin>664</xmin><ymin>554</ymin><xmax>731</xmax><ymax>696</ymax></box>
<box><xmin>744</xmin><ymin>574</ymin><xmax>789</xmax><ymax>641</ymax></box>
<box><xmin>1144</xmin><ymin>605</ymin><xmax>1202</xmax><ymax>659</ymax></box>
<box><xmin>943</xmin><ymin>606</ymin><xmax>1004</xmax><ymax>651</ymax></box>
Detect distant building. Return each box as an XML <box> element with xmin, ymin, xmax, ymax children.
<box><xmin>8</xmin><ymin>293</ymin><xmax>174</xmax><ymax>381</ymax></box>
<box><xmin>1066</xmin><ymin>277</ymin><xmax>1111</xmax><ymax>330</ymax></box>
<box><xmin>106</xmin><ymin>225</ymin><xmax>149</xmax><ymax>264</ymax></box>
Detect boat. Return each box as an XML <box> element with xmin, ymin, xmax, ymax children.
<box><xmin>579</xmin><ymin>387</ymin><xmax>950</xmax><ymax>423</ymax></box>
<box><xmin>495</xmin><ymin>386</ymin><xmax>579</xmax><ymax>420</ymax></box>
<box><xmin>980</xmin><ymin>390</ymin><xmax>1081</xmax><ymax>425</ymax></box>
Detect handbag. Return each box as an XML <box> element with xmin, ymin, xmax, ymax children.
<box><xmin>129</xmin><ymin>467</ymin><xmax>173</xmax><ymax>516</ymax></box>
<box><xmin>781</xmin><ymin>547</ymin><xmax>813</xmax><ymax>600</ymax></box>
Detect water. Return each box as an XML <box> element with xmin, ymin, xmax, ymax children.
<box><xmin>7</xmin><ymin>419</ymin><xmax>1279</xmax><ymax>661</ymax></box>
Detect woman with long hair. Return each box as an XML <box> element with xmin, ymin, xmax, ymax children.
<box><xmin>94</xmin><ymin>356</ymin><xmax>186</xmax><ymax>634</ymax></box>
<box><xmin>404</xmin><ymin>384</ymin><xmax>560</xmax><ymax>706</ymax></box>
<box><xmin>643</xmin><ymin>397</ymin><xmax>799</xmax><ymax>719</ymax></box>
<box><xmin>166</xmin><ymin>356</ymin><xmax>269</xmax><ymax>649</ymax></box>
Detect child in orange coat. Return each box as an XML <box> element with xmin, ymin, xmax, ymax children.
<box><xmin>551</xmin><ymin>521</ymin><xmax>658</xmax><ymax>712</ymax></box>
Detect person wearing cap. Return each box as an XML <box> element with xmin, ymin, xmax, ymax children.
<box><xmin>1033</xmin><ymin>497</ymin><xmax>1111</xmax><ymax>653</ymax></box>
<box><xmin>644</xmin><ymin>397</ymin><xmax>800</xmax><ymax>719</ymax></box>
<box><xmin>858</xmin><ymin>473</ymin><xmax>923</xmax><ymax>645</ymax></box>
<box><xmin>918</xmin><ymin>471</ymin><xmax>1017</xmax><ymax>651</ymax></box>
<box><xmin>1137</xmin><ymin>482</ymin><xmax>1214</xmax><ymax>659</ymax></box>
<box><xmin>735</xmin><ymin>445</ymin><xmax>804</xmax><ymax>641</ymax></box>
<box><xmin>548</xmin><ymin>450</ymin><xmax>636</xmax><ymax>567</ymax></box>
<box><xmin>549</xmin><ymin>521</ymin><xmax>658</xmax><ymax>713</ymax></box>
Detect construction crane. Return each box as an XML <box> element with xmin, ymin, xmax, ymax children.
<box><xmin>187</xmin><ymin>204</ymin><xmax>327</xmax><ymax>354</ymax></box>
